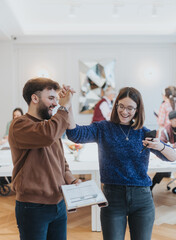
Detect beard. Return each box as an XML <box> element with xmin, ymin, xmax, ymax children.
<box><xmin>37</xmin><ymin>100</ymin><xmax>52</xmax><ymax>120</ymax></box>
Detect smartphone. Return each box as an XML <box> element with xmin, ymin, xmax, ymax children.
<box><xmin>145</xmin><ymin>130</ymin><xmax>157</xmax><ymax>139</ymax></box>
<box><xmin>140</xmin><ymin>130</ymin><xmax>157</xmax><ymax>153</ymax></box>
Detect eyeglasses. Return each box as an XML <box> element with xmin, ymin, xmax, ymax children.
<box><xmin>116</xmin><ymin>103</ymin><xmax>137</xmax><ymax>113</ymax></box>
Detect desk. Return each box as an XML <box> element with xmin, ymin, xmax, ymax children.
<box><xmin>148</xmin><ymin>153</ymin><xmax>176</xmax><ymax>172</ymax></box>
<box><xmin>65</xmin><ymin>143</ymin><xmax>100</xmax><ymax>231</ymax></box>
<box><xmin>0</xmin><ymin>144</ymin><xmax>176</xmax><ymax>232</ymax></box>
<box><xmin>0</xmin><ymin>150</ymin><xmax>12</xmax><ymax>176</ymax></box>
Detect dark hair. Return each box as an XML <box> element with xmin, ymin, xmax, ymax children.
<box><xmin>110</xmin><ymin>87</ymin><xmax>145</xmax><ymax>129</ymax></box>
<box><xmin>165</xmin><ymin>86</ymin><xmax>176</xmax><ymax>110</ymax></box>
<box><xmin>13</xmin><ymin>108</ymin><xmax>23</xmax><ymax>116</ymax></box>
<box><xmin>169</xmin><ymin>110</ymin><xmax>176</xmax><ymax>120</ymax></box>
<box><xmin>23</xmin><ymin>77</ymin><xmax>60</xmax><ymax>105</ymax></box>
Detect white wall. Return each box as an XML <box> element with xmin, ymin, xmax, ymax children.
<box><xmin>0</xmin><ymin>41</ymin><xmax>14</xmax><ymax>138</ymax></box>
<box><xmin>0</xmin><ymin>37</ymin><xmax>176</xmax><ymax>137</ymax></box>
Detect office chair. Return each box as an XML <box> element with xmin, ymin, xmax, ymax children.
<box><xmin>0</xmin><ymin>177</ymin><xmax>11</xmax><ymax>196</ymax></box>
<box><xmin>167</xmin><ymin>178</ymin><xmax>176</xmax><ymax>194</ymax></box>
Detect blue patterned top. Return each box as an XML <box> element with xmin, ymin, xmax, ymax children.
<box><xmin>66</xmin><ymin>121</ymin><xmax>169</xmax><ymax>186</ymax></box>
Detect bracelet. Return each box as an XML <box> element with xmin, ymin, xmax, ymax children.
<box><xmin>71</xmin><ymin>179</ymin><xmax>77</xmax><ymax>184</ymax></box>
<box><xmin>160</xmin><ymin>144</ymin><xmax>165</xmax><ymax>152</ymax></box>
<box><xmin>58</xmin><ymin>106</ymin><xmax>69</xmax><ymax>113</ymax></box>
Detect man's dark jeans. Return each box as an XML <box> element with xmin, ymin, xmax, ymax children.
<box><xmin>16</xmin><ymin>199</ymin><xmax>67</xmax><ymax>240</ymax></box>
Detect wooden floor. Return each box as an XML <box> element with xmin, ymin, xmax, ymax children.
<box><xmin>0</xmin><ymin>175</ymin><xmax>176</xmax><ymax>240</ymax></box>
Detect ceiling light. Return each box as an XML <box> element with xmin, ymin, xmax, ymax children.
<box><xmin>69</xmin><ymin>4</ymin><xmax>76</xmax><ymax>17</ymax></box>
<box><xmin>152</xmin><ymin>4</ymin><xmax>157</xmax><ymax>17</ymax></box>
<box><xmin>112</xmin><ymin>0</ymin><xmax>124</xmax><ymax>18</ymax></box>
<box><xmin>113</xmin><ymin>5</ymin><xmax>119</xmax><ymax>18</ymax></box>
<box><xmin>37</xmin><ymin>69</ymin><xmax>50</xmax><ymax>78</ymax></box>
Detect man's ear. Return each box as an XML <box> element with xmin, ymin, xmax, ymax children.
<box><xmin>31</xmin><ymin>94</ymin><xmax>40</xmax><ymax>104</ymax></box>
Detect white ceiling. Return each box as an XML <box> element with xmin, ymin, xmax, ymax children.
<box><xmin>1</xmin><ymin>0</ymin><xmax>176</xmax><ymax>40</ymax></box>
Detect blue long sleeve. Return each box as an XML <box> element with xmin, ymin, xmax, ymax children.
<box><xmin>66</xmin><ymin>121</ymin><xmax>170</xmax><ymax>186</ymax></box>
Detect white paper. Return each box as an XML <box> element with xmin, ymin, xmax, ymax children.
<box><xmin>61</xmin><ymin>180</ymin><xmax>108</xmax><ymax>212</ymax></box>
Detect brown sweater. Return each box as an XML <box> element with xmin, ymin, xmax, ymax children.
<box><xmin>8</xmin><ymin>111</ymin><xmax>75</xmax><ymax>204</ymax></box>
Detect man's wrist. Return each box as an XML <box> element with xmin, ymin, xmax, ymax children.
<box><xmin>58</xmin><ymin>106</ymin><xmax>69</xmax><ymax>113</ymax></box>
<box><xmin>71</xmin><ymin>179</ymin><xmax>77</xmax><ymax>184</ymax></box>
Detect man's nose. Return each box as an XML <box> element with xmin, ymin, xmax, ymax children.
<box><xmin>53</xmin><ymin>99</ymin><xmax>58</xmax><ymax>106</ymax></box>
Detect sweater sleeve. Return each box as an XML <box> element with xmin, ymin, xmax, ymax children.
<box><xmin>9</xmin><ymin>111</ymin><xmax>69</xmax><ymax>149</ymax></box>
<box><xmin>66</xmin><ymin>123</ymin><xmax>99</xmax><ymax>143</ymax></box>
<box><xmin>150</xmin><ymin>142</ymin><xmax>173</xmax><ymax>162</ymax></box>
<box><xmin>64</xmin><ymin>159</ymin><xmax>76</xmax><ymax>184</ymax></box>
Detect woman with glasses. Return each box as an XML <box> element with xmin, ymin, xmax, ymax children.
<box><xmin>62</xmin><ymin>86</ymin><xmax>176</xmax><ymax>240</ymax></box>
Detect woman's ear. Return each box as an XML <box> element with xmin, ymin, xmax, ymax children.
<box><xmin>31</xmin><ymin>94</ymin><xmax>40</xmax><ymax>104</ymax></box>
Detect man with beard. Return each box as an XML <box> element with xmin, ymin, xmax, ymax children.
<box><xmin>8</xmin><ymin>77</ymin><xmax>80</xmax><ymax>240</ymax></box>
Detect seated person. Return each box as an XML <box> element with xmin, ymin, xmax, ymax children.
<box><xmin>0</xmin><ymin>108</ymin><xmax>23</xmax><ymax>184</ymax></box>
<box><xmin>92</xmin><ymin>86</ymin><xmax>115</xmax><ymax>123</ymax></box>
<box><xmin>0</xmin><ymin>108</ymin><xmax>23</xmax><ymax>145</ymax></box>
<box><xmin>151</xmin><ymin>110</ymin><xmax>176</xmax><ymax>191</ymax></box>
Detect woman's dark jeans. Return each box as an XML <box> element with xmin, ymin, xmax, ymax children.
<box><xmin>15</xmin><ymin>199</ymin><xmax>67</xmax><ymax>240</ymax></box>
<box><xmin>101</xmin><ymin>184</ymin><xmax>155</xmax><ymax>240</ymax></box>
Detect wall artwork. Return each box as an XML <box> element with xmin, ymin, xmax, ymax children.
<box><xmin>79</xmin><ymin>60</ymin><xmax>116</xmax><ymax>114</ymax></box>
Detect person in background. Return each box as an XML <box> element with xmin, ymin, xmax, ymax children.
<box><xmin>91</xmin><ymin>86</ymin><xmax>115</xmax><ymax>123</ymax></box>
<box><xmin>60</xmin><ymin>86</ymin><xmax>176</xmax><ymax>240</ymax></box>
<box><xmin>151</xmin><ymin>86</ymin><xmax>176</xmax><ymax>191</ymax></box>
<box><xmin>157</xmin><ymin>86</ymin><xmax>176</xmax><ymax>132</ymax></box>
<box><xmin>8</xmin><ymin>77</ymin><xmax>80</xmax><ymax>240</ymax></box>
<box><xmin>161</xmin><ymin>110</ymin><xmax>176</xmax><ymax>147</ymax></box>
<box><xmin>0</xmin><ymin>108</ymin><xmax>23</xmax><ymax>145</ymax></box>
<box><xmin>151</xmin><ymin>110</ymin><xmax>176</xmax><ymax>191</ymax></box>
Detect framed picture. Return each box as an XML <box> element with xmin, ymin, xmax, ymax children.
<box><xmin>79</xmin><ymin>60</ymin><xmax>116</xmax><ymax>114</ymax></box>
